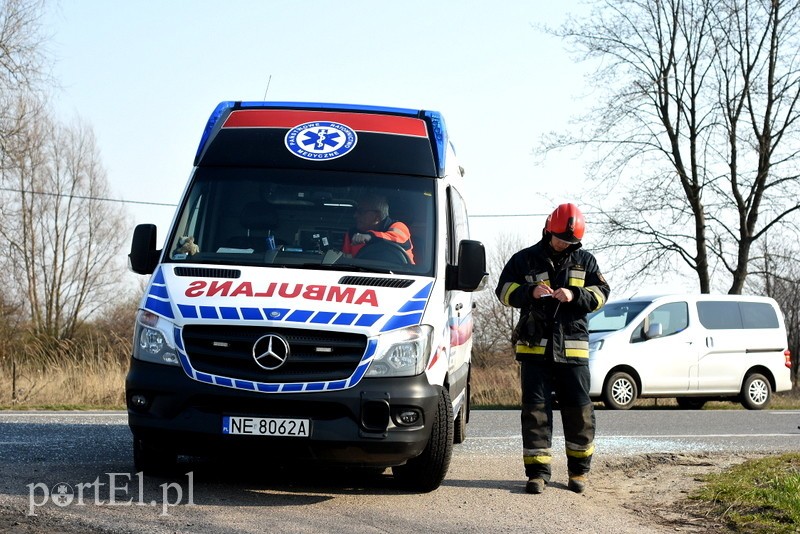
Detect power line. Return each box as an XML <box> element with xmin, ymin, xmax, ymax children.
<box><xmin>0</xmin><ymin>186</ymin><xmax>178</xmax><ymax>208</ymax></box>
<box><xmin>0</xmin><ymin>187</ymin><xmax>581</xmax><ymax>219</ymax></box>
<box><xmin>471</xmin><ymin>213</ymin><xmax>549</xmax><ymax>218</ymax></box>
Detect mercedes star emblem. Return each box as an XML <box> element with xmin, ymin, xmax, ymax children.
<box><xmin>252</xmin><ymin>334</ymin><xmax>290</xmax><ymax>371</ymax></box>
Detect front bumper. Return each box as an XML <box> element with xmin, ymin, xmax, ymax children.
<box><xmin>125</xmin><ymin>358</ymin><xmax>440</xmax><ymax>466</ymax></box>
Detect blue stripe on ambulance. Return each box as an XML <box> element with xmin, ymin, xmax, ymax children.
<box><xmin>165</xmin><ymin>280</ymin><xmax>432</xmax><ymax>392</ymax></box>
<box><xmin>144</xmin><ymin>267</ymin><xmax>175</xmax><ymax>319</ymax></box>
<box><xmin>177</xmin><ymin>337</ymin><xmax>379</xmax><ymax>393</ymax></box>
<box><xmin>380</xmin><ymin>281</ymin><xmax>432</xmax><ymax>332</ymax></box>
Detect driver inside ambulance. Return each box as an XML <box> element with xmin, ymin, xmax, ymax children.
<box><xmin>342</xmin><ymin>193</ymin><xmax>415</xmax><ymax>264</ymax></box>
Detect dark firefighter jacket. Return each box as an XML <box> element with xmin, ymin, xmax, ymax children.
<box><xmin>495</xmin><ymin>237</ymin><xmax>610</xmax><ymax>364</ymax></box>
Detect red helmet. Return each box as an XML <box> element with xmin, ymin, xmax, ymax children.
<box><xmin>545</xmin><ymin>203</ymin><xmax>585</xmax><ymax>243</ymax></box>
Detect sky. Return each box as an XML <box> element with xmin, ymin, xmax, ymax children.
<box><xmin>42</xmin><ymin>0</ymin><xmax>625</xmax><ymax>290</ymax></box>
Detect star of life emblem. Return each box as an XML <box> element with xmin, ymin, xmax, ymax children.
<box><xmin>285</xmin><ymin>121</ymin><xmax>357</xmax><ymax>160</ymax></box>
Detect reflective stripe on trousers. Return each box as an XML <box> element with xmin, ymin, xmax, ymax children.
<box><xmin>520</xmin><ymin>360</ymin><xmax>595</xmax><ymax>479</ymax></box>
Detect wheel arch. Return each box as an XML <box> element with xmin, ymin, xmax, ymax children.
<box><xmin>604</xmin><ymin>365</ymin><xmax>642</xmax><ymax>394</ymax></box>
<box><xmin>743</xmin><ymin>365</ymin><xmax>776</xmax><ymax>391</ymax></box>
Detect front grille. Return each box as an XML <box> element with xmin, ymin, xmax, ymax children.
<box><xmin>338</xmin><ymin>275</ymin><xmax>414</xmax><ymax>288</ymax></box>
<box><xmin>182</xmin><ymin>325</ymin><xmax>367</xmax><ymax>383</ymax></box>
<box><xmin>174</xmin><ymin>267</ymin><xmax>241</xmax><ymax>278</ymax></box>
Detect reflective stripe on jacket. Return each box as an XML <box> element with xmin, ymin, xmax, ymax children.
<box><xmin>495</xmin><ymin>237</ymin><xmax>610</xmax><ymax>364</ymax></box>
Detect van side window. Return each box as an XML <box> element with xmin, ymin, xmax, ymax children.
<box><xmin>697</xmin><ymin>301</ymin><xmax>779</xmax><ymax>329</ymax></box>
<box><xmin>697</xmin><ymin>301</ymin><xmax>741</xmax><ymax>329</ymax></box>
<box><xmin>630</xmin><ymin>302</ymin><xmax>689</xmax><ymax>343</ymax></box>
<box><xmin>740</xmin><ymin>302</ymin><xmax>779</xmax><ymax>328</ymax></box>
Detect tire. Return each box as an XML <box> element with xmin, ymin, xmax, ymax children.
<box><xmin>740</xmin><ymin>373</ymin><xmax>772</xmax><ymax>410</ymax></box>
<box><xmin>133</xmin><ymin>437</ymin><xmax>177</xmax><ymax>476</ymax></box>
<box><xmin>676</xmin><ymin>397</ymin><xmax>707</xmax><ymax>410</ymax></box>
<box><xmin>603</xmin><ymin>371</ymin><xmax>638</xmax><ymax>410</ymax></box>
<box><xmin>453</xmin><ymin>385</ymin><xmax>468</xmax><ymax>445</ymax></box>
<box><xmin>392</xmin><ymin>387</ymin><xmax>454</xmax><ymax>492</ymax></box>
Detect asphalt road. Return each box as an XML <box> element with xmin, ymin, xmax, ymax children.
<box><xmin>1</xmin><ymin>409</ymin><xmax>798</xmax><ymax>533</ymax></box>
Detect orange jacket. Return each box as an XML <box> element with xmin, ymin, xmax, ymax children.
<box><xmin>342</xmin><ymin>219</ymin><xmax>415</xmax><ymax>264</ymax></box>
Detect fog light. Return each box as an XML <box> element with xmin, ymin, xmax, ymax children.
<box><xmin>395</xmin><ymin>409</ymin><xmax>421</xmax><ymax>426</ymax></box>
<box><xmin>130</xmin><ymin>394</ymin><xmax>147</xmax><ymax>408</ymax></box>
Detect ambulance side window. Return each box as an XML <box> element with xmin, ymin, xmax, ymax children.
<box><xmin>169</xmin><ymin>188</ymin><xmax>205</xmax><ymax>259</ymax></box>
<box><xmin>446</xmin><ymin>186</ymin><xmax>469</xmax><ymax>264</ymax></box>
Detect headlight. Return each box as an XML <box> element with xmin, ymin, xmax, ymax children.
<box><xmin>132</xmin><ymin>310</ymin><xmax>179</xmax><ymax>366</ymax></box>
<box><xmin>365</xmin><ymin>325</ymin><xmax>433</xmax><ymax>378</ymax></box>
<box><xmin>588</xmin><ymin>339</ymin><xmax>604</xmax><ymax>352</ymax></box>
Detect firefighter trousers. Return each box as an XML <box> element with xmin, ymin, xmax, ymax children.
<box><xmin>519</xmin><ymin>359</ymin><xmax>595</xmax><ymax>481</ymax></box>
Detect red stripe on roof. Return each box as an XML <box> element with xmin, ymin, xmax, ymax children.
<box><xmin>223</xmin><ymin>109</ymin><xmax>428</xmax><ymax>137</ymax></box>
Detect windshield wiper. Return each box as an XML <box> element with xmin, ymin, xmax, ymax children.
<box><xmin>297</xmin><ymin>263</ymin><xmax>396</xmax><ymax>274</ymax></box>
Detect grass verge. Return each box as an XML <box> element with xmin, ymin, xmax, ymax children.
<box><xmin>0</xmin><ymin>360</ymin><xmax>127</xmax><ymax>410</ymax></box>
<box><xmin>2</xmin><ymin>359</ymin><xmax>798</xmax><ymax>411</ymax></box>
<box><xmin>690</xmin><ymin>453</ymin><xmax>800</xmax><ymax>532</ymax></box>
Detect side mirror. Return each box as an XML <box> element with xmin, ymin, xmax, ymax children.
<box><xmin>128</xmin><ymin>224</ymin><xmax>161</xmax><ymax>275</ymax></box>
<box><xmin>446</xmin><ymin>239</ymin><xmax>488</xmax><ymax>292</ymax></box>
<box><xmin>645</xmin><ymin>322</ymin><xmax>663</xmax><ymax>340</ymax></box>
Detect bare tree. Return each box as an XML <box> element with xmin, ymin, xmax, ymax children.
<box><xmin>749</xmin><ymin>240</ymin><xmax>799</xmax><ymax>385</ymax></box>
<box><xmin>545</xmin><ymin>0</ymin><xmax>800</xmax><ymax>294</ymax></box>
<box><xmin>1</xmin><ymin>110</ymin><xmax>128</xmax><ymax>339</ymax></box>
<box><xmin>0</xmin><ymin>0</ymin><xmax>50</xmax><ymax>163</ymax></box>
<box><xmin>472</xmin><ymin>232</ymin><xmax>528</xmax><ymax>366</ymax></box>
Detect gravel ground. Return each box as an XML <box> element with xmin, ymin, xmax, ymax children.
<box><xmin>0</xmin><ymin>450</ymin><xmax>751</xmax><ymax>533</ymax></box>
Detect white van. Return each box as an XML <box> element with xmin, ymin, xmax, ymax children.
<box><xmin>126</xmin><ymin>101</ymin><xmax>486</xmax><ymax>491</ymax></box>
<box><xmin>587</xmin><ymin>294</ymin><xmax>792</xmax><ymax>410</ymax></box>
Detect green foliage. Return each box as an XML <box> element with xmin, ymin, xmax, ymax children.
<box><xmin>693</xmin><ymin>453</ymin><xmax>800</xmax><ymax>532</ymax></box>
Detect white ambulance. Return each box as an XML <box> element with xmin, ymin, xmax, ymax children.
<box><xmin>126</xmin><ymin>101</ymin><xmax>486</xmax><ymax>492</ymax></box>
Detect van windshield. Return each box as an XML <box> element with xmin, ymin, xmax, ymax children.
<box><xmin>164</xmin><ymin>168</ymin><xmax>436</xmax><ymax>276</ymax></box>
<box><xmin>588</xmin><ymin>301</ymin><xmax>650</xmax><ymax>333</ymax></box>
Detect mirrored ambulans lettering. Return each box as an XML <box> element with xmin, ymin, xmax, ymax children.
<box><xmin>184</xmin><ymin>280</ymin><xmax>379</xmax><ymax>306</ymax></box>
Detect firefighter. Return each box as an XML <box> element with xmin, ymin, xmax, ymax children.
<box><xmin>495</xmin><ymin>203</ymin><xmax>610</xmax><ymax>494</ymax></box>
<box><xmin>343</xmin><ymin>193</ymin><xmax>415</xmax><ymax>263</ymax></box>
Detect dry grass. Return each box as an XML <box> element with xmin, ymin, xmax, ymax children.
<box><xmin>0</xmin><ymin>333</ymin><xmax>130</xmax><ymax>409</ymax></box>
<box><xmin>1</xmin><ymin>347</ymin><xmax>796</xmax><ymax>411</ymax></box>
<box><xmin>0</xmin><ymin>359</ymin><xmax>127</xmax><ymax>409</ymax></box>
<box><xmin>471</xmin><ymin>362</ymin><xmax>521</xmax><ymax>408</ymax></box>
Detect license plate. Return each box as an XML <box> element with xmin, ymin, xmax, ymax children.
<box><xmin>222</xmin><ymin>416</ymin><xmax>310</xmax><ymax>437</ymax></box>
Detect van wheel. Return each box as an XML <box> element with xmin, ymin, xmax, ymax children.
<box><xmin>676</xmin><ymin>397</ymin><xmax>707</xmax><ymax>410</ymax></box>
<box><xmin>133</xmin><ymin>437</ymin><xmax>177</xmax><ymax>475</ymax></box>
<box><xmin>603</xmin><ymin>372</ymin><xmax>638</xmax><ymax>410</ymax></box>
<box><xmin>453</xmin><ymin>385</ymin><xmax>468</xmax><ymax>445</ymax></box>
<box><xmin>740</xmin><ymin>373</ymin><xmax>772</xmax><ymax>410</ymax></box>
<box><xmin>392</xmin><ymin>387</ymin><xmax>454</xmax><ymax>492</ymax></box>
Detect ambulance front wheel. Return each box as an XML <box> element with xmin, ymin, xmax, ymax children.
<box><xmin>391</xmin><ymin>387</ymin><xmax>454</xmax><ymax>492</ymax></box>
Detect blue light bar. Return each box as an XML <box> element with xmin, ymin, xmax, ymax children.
<box><xmin>424</xmin><ymin>111</ymin><xmax>448</xmax><ymax>177</ymax></box>
<box><xmin>194</xmin><ymin>101</ymin><xmax>235</xmax><ymax>162</ymax></box>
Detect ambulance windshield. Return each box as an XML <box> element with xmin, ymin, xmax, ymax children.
<box><xmin>165</xmin><ymin>168</ymin><xmax>435</xmax><ymax>276</ymax></box>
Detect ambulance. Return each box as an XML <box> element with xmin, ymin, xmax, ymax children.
<box><xmin>126</xmin><ymin>101</ymin><xmax>487</xmax><ymax>492</ymax></box>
